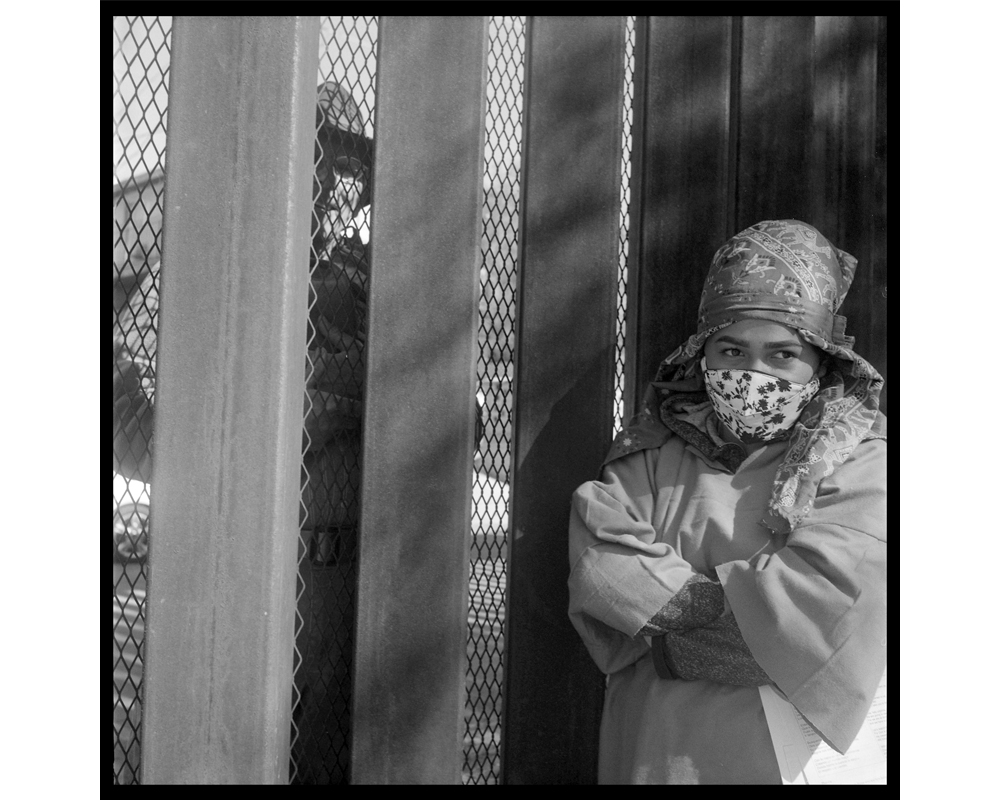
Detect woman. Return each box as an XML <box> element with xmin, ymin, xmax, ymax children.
<box><xmin>567</xmin><ymin>219</ymin><xmax>886</xmax><ymax>784</ymax></box>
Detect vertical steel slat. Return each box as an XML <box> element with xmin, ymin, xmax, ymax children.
<box><xmin>736</xmin><ymin>15</ymin><xmax>816</xmax><ymax>227</ymax></box>
<box><xmin>812</xmin><ymin>15</ymin><xmax>887</xmax><ymax>414</ymax></box>
<box><xmin>140</xmin><ymin>16</ymin><xmax>320</xmax><ymax>784</ymax></box>
<box><xmin>811</xmin><ymin>16</ymin><xmax>877</xmax><ymax>248</ymax></box>
<box><xmin>350</xmin><ymin>16</ymin><xmax>489</xmax><ymax>785</ymax></box>
<box><xmin>501</xmin><ymin>16</ymin><xmax>625</xmax><ymax>785</ymax></box>
<box><xmin>632</xmin><ymin>16</ymin><xmax>734</xmax><ymax>409</ymax></box>
<box><xmin>873</xmin><ymin>15</ymin><xmax>889</xmax><ymax>419</ymax></box>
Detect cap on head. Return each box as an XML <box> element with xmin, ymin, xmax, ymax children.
<box><xmin>315</xmin><ymin>81</ymin><xmax>373</xmax><ymax>210</ymax></box>
<box><xmin>317</xmin><ymin>82</ymin><xmax>369</xmax><ymax>140</ymax></box>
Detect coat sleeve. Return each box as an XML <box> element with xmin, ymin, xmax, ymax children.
<box><xmin>715</xmin><ymin>438</ymin><xmax>887</xmax><ymax>754</ymax></box>
<box><xmin>567</xmin><ymin>448</ymin><xmax>700</xmax><ymax>674</ymax></box>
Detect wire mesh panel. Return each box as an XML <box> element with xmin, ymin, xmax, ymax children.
<box><xmin>465</xmin><ymin>17</ymin><xmax>633</xmax><ymax>784</ymax></box>
<box><xmin>465</xmin><ymin>15</ymin><xmax>525</xmax><ymax>786</ymax></box>
<box><xmin>290</xmin><ymin>15</ymin><xmax>377</xmax><ymax>785</ymax></box>
<box><xmin>615</xmin><ymin>17</ymin><xmax>636</xmax><ymax>436</ymax></box>
<box><xmin>112</xmin><ymin>15</ymin><xmax>171</xmax><ymax>786</ymax></box>
<box><xmin>110</xmin><ymin>15</ymin><xmax>630</xmax><ymax>785</ymax></box>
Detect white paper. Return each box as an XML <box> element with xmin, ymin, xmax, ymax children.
<box><xmin>759</xmin><ymin>669</ymin><xmax>887</xmax><ymax>785</ymax></box>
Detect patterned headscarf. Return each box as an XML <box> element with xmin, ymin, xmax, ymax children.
<box><xmin>605</xmin><ymin>219</ymin><xmax>886</xmax><ymax>535</ymax></box>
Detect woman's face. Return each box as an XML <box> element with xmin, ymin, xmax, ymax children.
<box><xmin>703</xmin><ymin>319</ymin><xmax>825</xmax><ymax>384</ymax></box>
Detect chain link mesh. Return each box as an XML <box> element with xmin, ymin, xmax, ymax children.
<box><xmin>464</xmin><ymin>15</ymin><xmax>525</xmax><ymax>786</ymax></box>
<box><xmin>110</xmin><ymin>16</ymin><xmax>633</xmax><ymax>785</ymax></box>
<box><xmin>615</xmin><ymin>17</ymin><xmax>636</xmax><ymax>435</ymax></box>
<box><xmin>112</xmin><ymin>14</ymin><xmax>172</xmax><ymax>786</ymax></box>
<box><xmin>464</xmin><ymin>19</ymin><xmax>634</xmax><ymax>784</ymax></box>
<box><xmin>289</xmin><ymin>15</ymin><xmax>378</xmax><ymax>785</ymax></box>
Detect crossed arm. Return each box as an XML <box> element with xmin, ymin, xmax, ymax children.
<box><xmin>568</xmin><ymin>440</ymin><xmax>886</xmax><ymax>691</ymax></box>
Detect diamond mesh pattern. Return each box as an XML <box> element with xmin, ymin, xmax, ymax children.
<box><xmin>615</xmin><ymin>17</ymin><xmax>636</xmax><ymax>435</ymax></box>
<box><xmin>289</xmin><ymin>16</ymin><xmax>378</xmax><ymax>785</ymax></box>
<box><xmin>463</xmin><ymin>17</ymin><xmax>634</xmax><ymax>784</ymax></box>
<box><xmin>112</xmin><ymin>15</ymin><xmax>172</xmax><ymax>786</ymax></box>
<box><xmin>464</xmin><ymin>15</ymin><xmax>526</xmax><ymax>786</ymax></box>
<box><xmin>109</xmin><ymin>16</ymin><xmax>633</xmax><ymax>786</ymax></box>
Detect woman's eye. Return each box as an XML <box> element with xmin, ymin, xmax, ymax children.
<box><xmin>773</xmin><ymin>351</ymin><xmax>798</xmax><ymax>360</ymax></box>
<box><xmin>722</xmin><ymin>348</ymin><xmax>741</xmax><ymax>357</ymax></box>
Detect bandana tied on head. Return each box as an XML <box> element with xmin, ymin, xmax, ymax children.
<box><xmin>605</xmin><ymin>219</ymin><xmax>886</xmax><ymax>535</ymax></box>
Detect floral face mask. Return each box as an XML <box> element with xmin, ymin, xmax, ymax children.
<box><xmin>700</xmin><ymin>357</ymin><xmax>820</xmax><ymax>444</ymax></box>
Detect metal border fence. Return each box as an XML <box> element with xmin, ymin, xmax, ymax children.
<box><xmin>289</xmin><ymin>16</ymin><xmax>378</xmax><ymax>785</ymax></box>
<box><xmin>112</xmin><ymin>14</ymin><xmax>633</xmax><ymax>785</ymax></box>
<box><xmin>113</xmin><ymin>14</ymin><xmax>884</xmax><ymax>784</ymax></box>
<box><xmin>112</xmin><ymin>15</ymin><xmax>172</xmax><ymax>785</ymax></box>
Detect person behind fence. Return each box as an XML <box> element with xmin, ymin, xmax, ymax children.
<box><xmin>114</xmin><ymin>80</ymin><xmax>485</xmax><ymax>783</ymax></box>
<box><xmin>291</xmin><ymin>81</ymin><xmax>373</xmax><ymax>784</ymax></box>
<box><xmin>112</xmin><ymin>81</ymin><xmax>372</xmax><ymax>489</ymax></box>
<box><xmin>567</xmin><ymin>219</ymin><xmax>886</xmax><ymax>784</ymax></box>
<box><xmin>112</xmin><ymin>81</ymin><xmax>374</xmax><ymax>784</ymax></box>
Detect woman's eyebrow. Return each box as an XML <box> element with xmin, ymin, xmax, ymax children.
<box><xmin>712</xmin><ymin>335</ymin><xmax>750</xmax><ymax>347</ymax></box>
<box><xmin>712</xmin><ymin>335</ymin><xmax>801</xmax><ymax>349</ymax></box>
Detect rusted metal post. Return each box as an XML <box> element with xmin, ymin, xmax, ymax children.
<box><xmin>140</xmin><ymin>16</ymin><xmax>319</xmax><ymax>784</ymax></box>
<box><xmin>350</xmin><ymin>16</ymin><xmax>489</xmax><ymax>785</ymax></box>
<box><xmin>502</xmin><ymin>16</ymin><xmax>626</xmax><ymax>785</ymax></box>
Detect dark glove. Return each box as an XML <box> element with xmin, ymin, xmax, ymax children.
<box><xmin>639</xmin><ymin>572</ymin><xmax>726</xmax><ymax>635</ymax></box>
<box><xmin>651</xmin><ymin>613</ymin><xmax>771</xmax><ymax>687</ymax></box>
